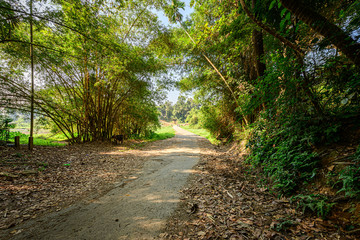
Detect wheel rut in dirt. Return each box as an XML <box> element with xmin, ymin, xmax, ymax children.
<box><xmin>8</xmin><ymin>126</ymin><xmax>200</xmax><ymax>240</ymax></box>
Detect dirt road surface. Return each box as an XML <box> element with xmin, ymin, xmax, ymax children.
<box><xmin>6</xmin><ymin>126</ymin><xmax>201</xmax><ymax>240</ymax></box>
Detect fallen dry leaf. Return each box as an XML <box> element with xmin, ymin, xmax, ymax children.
<box><xmin>162</xmin><ymin>138</ymin><xmax>360</xmax><ymax>240</ymax></box>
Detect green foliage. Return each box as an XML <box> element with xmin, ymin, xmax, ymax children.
<box><xmin>337</xmin><ymin>146</ymin><xmax>360</xmax><ymax>198</ymax></box>
<box><xmin>290</xmin><ymin>194</ymin><xmax>335</xmax><ymax>218</ymax></box>
<box><xmin>185</xmin><ymin>108</ymin><xmax>200</xmax><ymax>127</ymax></box>
<box><xmin>12</xmin><ymin>115</ymin><xmax>29</xmax><ymax>129</ymax></box>
<box><xmin>158</xmin><ymin>101</ymin><xmax>174</xmax><ymax>122</ymax></box>
<box><xmin>247</xmin><ymin>118</ymin><xmax>319</xmax><ymax>194</ymax></box>
<box><xmin>246</xmin><ymin>52</ymin><xmax>303</xmax><ymax>117</ymax></box>
<box><xmin>181</xmin><ymin>125</ymin><xmax>220</xmax><ymax>144</ymax></box>
<box><xmin>194</xmin><ymin>103</ymin><xmax>235</xmax><ymax>141</ymax></box>
<box><xmin>38</xmin><ymin>162</ymin><xmax>49</xmax><ymax>168</ymax></box>
<box><xmin>37</xmin><ymin>132</ymin><xmax>68</xmax><ymax>142</ymax></box>
<box><xmin>315</xmin><ymin>57</ymin><xmax>360</xmax><ymax>116</ymax></box>
<box><xmin>158</xmin><ymin>97</ymin><xmax>198</xmax><ymax>124</ymax></box>
<box><xmin>326</xmin><ymin>170</ymin><xmax>338</xmax><ymax>188</ymax></box>
<box><xmin>147</xmin><ymin>126</ymin><xmax>175</xmax><ymax>141</ymax></box>
<box><xmin>0</xmin><ymin>116</ymin><xmax>14</xmax><ymax>143</ymax></box>
<box><xmin>164</xmin><ymin>0</ymin><xmax>185</xmax><ymax>23</ymax></box>
<box><xmin>7</xmin><ymin>131</ymin><xmax>66</xmax><ymax>146</ymax></box>
<box><xmin>0</xmin><ymin>0</ymin><xmax>169</xmax><ymax>144</ymax></box>
<box><xmin>271</xmin><ymin>216</ymin><xmax>297</xmax><ymax>232</ymax></box>
<box><xmin>244</xmin><ymin>49</ymin><xmax>358</xmax><ymax>196</ymax></box>
<box><xmin>173</xmin><ymin>96</ymin><xmax>197</xmax><ymax>123</ymax></box>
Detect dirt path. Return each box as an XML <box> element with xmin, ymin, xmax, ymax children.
<box><xmin>6</xmin><ymin>126</ymin><xmax>201</xmax><ymax>240</ymax></box>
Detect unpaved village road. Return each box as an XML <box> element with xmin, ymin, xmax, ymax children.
<box><xmin>8</xmin><ymin>126</ymin><xmax>201</xmax><ymax>240</ymax></box>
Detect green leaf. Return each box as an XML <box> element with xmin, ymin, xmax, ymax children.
<box><xmin>280</xmin><ymin>18</ymin><xmax>287</xmax><ymax>31</ymax></box>
<box><xmin>190</xmin><ymin>0</ymin><xmax>195</xmax><ymax>7</ymax></box>
<box><xmin>285</xmin><ymin>12</ymin><xmax>291</xmax><ymax>21</ymax></box>
<box><xmin>281</xmin><ymin>8</ymin><xmax>287</xmax><ymax>17</ymax></box>
<box><xmin>269</xmin><ymin>0</ymin><xmax>277</xmax><ymax>10</ymax></box>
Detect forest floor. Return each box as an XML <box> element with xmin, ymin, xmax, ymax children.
<box><xmin>1</xmin><ymin>126</ymin><xmax>359</xmax><ymax>239</ymax></box>
<box><xmin>164</xmin><ymin>138</ymin><xmax>360</xmax><ymax>239</ymax></box>
<box><xmin>0</xmin><ymin>140</ymin><xmax>149</xmax><ymax>234</ymax></box>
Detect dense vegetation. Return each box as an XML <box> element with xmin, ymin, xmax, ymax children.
<box><xmin>158</xmin><ymin>96</ymin><xmax>197</xmax><ymax>123</ymax></box>
<box><xmin>1</xmin><ymin>0</ymin><xmax>360</xmax><ymax>216</ymax></box>
<box><xmin>0</xmin><ymin>0</ymin><xmax>173</xmax><ymax>143</ymax></box>
<box><xmin>167</xmin><ymin>0</ymin><xmax>360</xmax><ymax>214</ymax></box>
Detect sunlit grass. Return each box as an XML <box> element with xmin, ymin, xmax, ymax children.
<box><xmin>149</xmin><ymin>126</ymin><xmax>175</xmax><ymax>141</ymax></box>
<box><xmin>125</xmin><ymin>126</ymin><xmax>175</xmax><ymax>149</ymax></box>
<box><xmin>8</xmin><ymin>131</ymin><xmax>67</xmax><ymax>146</ymax></box>
<box><xmin>36</xmin><ymin>132</ymin><xmax>68</xmax><ymax>141</ymax></box>
<box><xmin>181</xmin><ymin>125</ymin><xmax>220</xmax><ymax>144</ymax></box>
<box><xmin>6</xmin><ymin>126</ymin><xmax>175</xmax><ymax>147</ymax></box>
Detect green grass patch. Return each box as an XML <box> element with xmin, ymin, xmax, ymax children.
<box><xmin>36</xmin><ymin>132</ymin><xmax>68</xmax><ymax>141</ymax></box>
<box><xmin>148</xmin><ymin>126</ymin><xmax>175</xmax><ymax>141</ymax></box>
<box><xmin>8</xmin><ymin>131</ymin><xmax>66</xmax><ymax>146</ymax></box>
<box><xmin>181</xmin><ymin>125</ymin><xmax>220</xmax><ymax>144</ymax></box>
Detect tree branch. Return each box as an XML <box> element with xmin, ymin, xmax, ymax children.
<box><xmin>239</xmin><ymin>0</ymin><xmax>304</xmax><ymax>58</ymax></box>
<box><xmin>0</xmin><ymin>5</ymin><xmax>121</xmax><ymax>53</ymax></box>
<box><xmin>280</xmin><ymin>0</ymin><xmax>360</xmax><ymax>67</ymax></box>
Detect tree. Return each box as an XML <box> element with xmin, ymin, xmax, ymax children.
<box><xmin>0</xmin><ymin>0</ymin><xmax>169</xmax><ymax>143</ymax></box>
<box><xmin>279</xmin><ymin>0</ymin><xmax>360</xmax><ymax>67</ymax></box>
<box><xmin>172</xmin><ymin>96</ymin><xmax>188</xmax><ymax>122</ymax></box>
<box><xmin>158</xmin><ymin>101</ymin><xmax>174</xmax><ymax>121</ymax></box>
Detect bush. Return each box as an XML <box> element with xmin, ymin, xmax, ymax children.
<box><xmin>291</xmin><ymin>194</ymin><xmax>335</xmax><ymax>218</ymax></box>
<box><xmin>0</xmin><ymin>117</ymin><xmax>15</xmax><ymax>142</ymax></box>
<box><xmin>247</xmin><ymin>118</ymin><xmax>319</xmax><ymax>195</ymax></box>
<box><xmin>198</xmin><ymin>104</ymin><xmax>234</xmax><ymax>141</ymax></box>
<box><xmin>337</xmin><ymin>146</ymin><xmax>360</xmax><ymax>198</ymax></box>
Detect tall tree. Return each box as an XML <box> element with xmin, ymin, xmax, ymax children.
<box><xmin>0</xmin><ymin>0</ymin><xmax>169</xmax><ymax>142</ymax></box>
<box><xmin>280</xmin><ymin>0</ymin><xmax>360</xmax><ymax>67</ymax></box>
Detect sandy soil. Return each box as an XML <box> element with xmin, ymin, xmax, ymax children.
<box><xmin>3</xmin><ymin>126</ymin><xmax>201</xmax><ymax>240</ymax></box>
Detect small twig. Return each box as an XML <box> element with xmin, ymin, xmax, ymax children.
<box><xmin>226</xmin><ymin>190</ymin><xmax>234</xmax><ymax>199</ymax></box>
<box><xmin>346</xmin><ymin>228</ymin><xmax>360</xmax><ymax>235</ymax></box>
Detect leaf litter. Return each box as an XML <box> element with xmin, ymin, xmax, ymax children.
<box><xmin>1</xmin><ymin>136</ymin><xmax>359</xmax><ymax>239</ymax></box>
<box><xmin>0</xmin><ymin>140</ymin><xmax>149</xmax><ymax>233</ymax></box>
<box><xmin>163</xmin><ymin>138</ymin><xmax>360</xmax><ymax>239</ymax></box>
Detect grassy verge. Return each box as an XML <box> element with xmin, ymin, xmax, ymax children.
<box><xmin>125</xmin><ymin>126</ymin><xmax>176</xmax><ymax>149</ymax></box>
<box><xmin>36</xmin><ymin>132</ymin><xmax>68</xmax><ymax>141</ymax></box>
<box><xmin>181</xmin><ymin>125</ymin><xmax>220</xmax><ymax>144</ymax></box>
<box><xmin>6</xmin><ymin>126</ymin><xmax>175</xmax><ymax>147</ymax></box>
<box><xmin>8</xmin><ymin>132</ymin><xmax>67</xmax><ymax>146</ymax></box>
<box><xmin>149</xmin><ymin>126</ymin><xmax>175</xmax><ymax>141</ymax></box>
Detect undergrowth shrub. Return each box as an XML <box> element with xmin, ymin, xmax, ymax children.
<box><xmin>271</xmin><ymin>216</ymin><xmax>297</xmax><ymax>232</ymax></box>
<box><xmin>290</xmin><ymin>194</ymin><xmax>335</xmax><ymax>218</ymax></box>
<box><xmin>244</xmin><ymin>52</ymin><xmax>359</xmax><ymax>198</ymax></box>
<box><xmin>198</xmin><ymin>104</ymin><xmax>234</xmax><ymax>140</ymax></box>
<box><xmin>0</xmin><ymin>117</ymin><xmax>14</xmax><ymax>144</ymax></box>
<box><xmin>247</xmin><ymin>117</ymin><xmax>320</xmax><ymax>195</ymax></box>
<box><xmin>337</xmin><ymin>146</ymin><xmax>360</xmax><ymax>198</ymax></box>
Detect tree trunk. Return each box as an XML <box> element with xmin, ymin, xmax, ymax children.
<box><xmin>248</xmin><ymin>0</ymin><xmax>266</xmax><ymax>123</ymax></box>
<box><xmin>251</xmin><ymin>0</ymin><xmax>266</xmax><ymax>79</ymax></box>
<box><xmin>252</xmin><ymin>29</ymin><xmax>265</xmax><ymax>78</ymax></box>
<box><xmin>239</xmin><ymin>0</ymin><xmax>304</xmax><ymax>58</ymax></box>
<box><xmin>280</xmin><ymin>0</ymin><xmax>360</xmax><ymax>67</ymax></box>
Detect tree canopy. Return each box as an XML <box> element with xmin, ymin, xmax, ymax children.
<box><xmin>0</xmin><ymin>0</ymin><xmax>176</xmax><ymax>143</ymax></box>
